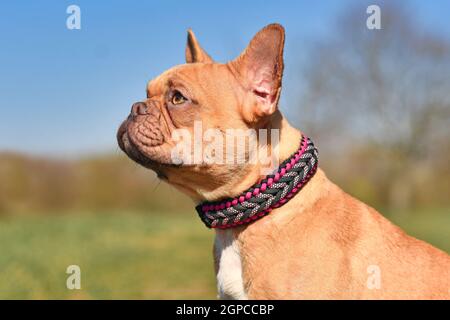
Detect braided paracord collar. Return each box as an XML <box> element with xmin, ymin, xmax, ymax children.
<box><xmin>196</xmin><ymin>135</ymin><xmax>319</xmax><ymax>229</ymax></box>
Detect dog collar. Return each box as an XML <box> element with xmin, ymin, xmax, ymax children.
<box><xmin>196</xmin><ymin>135</ymin><xmax>319</xmax><ymax>229</ymax></box>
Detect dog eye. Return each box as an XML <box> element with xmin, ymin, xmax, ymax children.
<box><xmin>171</xmin><ymin>91</ymin><xmax>187</xmax><ymax>105</ymax></box>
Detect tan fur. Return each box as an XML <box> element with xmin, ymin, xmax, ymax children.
<box><xmin>232</xmin><ymin>135</ymin><xmax>450</xmax><ymax>299</ymax></box>
<box><xmin>210</xmin><ymin>119</ymin><xmax>450</xmax><ymax>299</ymax></box>
<box><xmin>118</xmin><ymin>24</ymin><xmax>450</xmax><ymax>299</ymax></box>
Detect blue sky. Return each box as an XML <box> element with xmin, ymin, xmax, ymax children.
<box><xmin>1</xmin><ymin>0</ymin><xmax>449</xmax><ymax>156</ymax></box>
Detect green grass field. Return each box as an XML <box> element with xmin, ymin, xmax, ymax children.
<box><xmin>0</xmin><ymin>209</ymin><xmax>448</xmax><ymax>299</ymax></box>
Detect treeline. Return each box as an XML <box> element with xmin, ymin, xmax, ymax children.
<box><xmin>0</xmin><ymin>152</ymin><xmax>192</xmax><ymax>215</ymax></box>
<box><xmin>318</xmin><ymin>141</ymin><xmax>450</xmax><ymax>212</ymax></box>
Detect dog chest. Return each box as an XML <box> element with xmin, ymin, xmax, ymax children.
<box><xmin>214</xmin><ymin>230</ymin><xmax>247</xmax><ymax>300</ymax></box>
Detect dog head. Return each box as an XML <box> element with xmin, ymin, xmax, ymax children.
<box><xmin>117</xmin><ymin>24</ymin><xmax>286</xmax><ymax>200</ymax></box>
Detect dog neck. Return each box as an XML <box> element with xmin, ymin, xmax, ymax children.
<box><xmin>200</xmin><ymin>111</ymin><xmax>303</xmax><ymax>201</ymax></box>
<box><xmin>196</xmin><ymin>111</ymin><xmax>319</xmax><ymax>229</ymax></box>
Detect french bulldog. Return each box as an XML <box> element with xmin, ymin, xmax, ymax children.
<box><xmin>117</xmin><ymin>24</ymin><xmax>450</xmax><ymax>299</ymax></box>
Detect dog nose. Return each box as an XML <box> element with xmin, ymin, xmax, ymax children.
<box><xmin>131</xmin><ymin>102</ymin><xmax>148</xmax><ymax>116</ymax></box>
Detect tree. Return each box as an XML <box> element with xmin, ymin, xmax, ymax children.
<box><xmin>295</xmin><ymin>4</ymin><xmax>450</xmax><ymax>211</ymax></box>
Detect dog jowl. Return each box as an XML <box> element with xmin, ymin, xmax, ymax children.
<box><xmin>117</xmin><ymin>24</ymin><xmax>450</xmax><ymax>299</ymax></box>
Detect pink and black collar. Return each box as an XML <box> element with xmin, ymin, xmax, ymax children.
<box><xmin>196</xmin><ymin>135</ymin><xmax>319</xmax><ymax>229</ymax></box>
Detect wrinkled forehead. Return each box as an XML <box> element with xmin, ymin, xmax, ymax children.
<box><xmin>146</xmin><ymin>63</ymin><xmax>232</xmax><ymax>97</ymax></box>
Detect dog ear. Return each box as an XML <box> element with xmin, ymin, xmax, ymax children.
<box><xmin>185</xmin><ymin>29</ymin><xmax>213</xmax><ymax>63</ymax></box>
<box><xmin>230</xmin><ymin>24</ymin><xmax>285</xmax><ymax>121</ymax></box>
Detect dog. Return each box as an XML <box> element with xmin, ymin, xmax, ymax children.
<box><xmin>117</xmin><ymin>24</ymin><xmax>450</xmax><ymax>299</ymax></box>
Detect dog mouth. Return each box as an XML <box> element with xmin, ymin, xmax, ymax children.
<box><xmin>117</xmin><ymin>120</ymin><xmax>152</xmax><ymax>166</ymax></box>
<box><xmin>117</xmin><ymin>119</ymin><xmax>176</xmax><ymax>179</ymax></box>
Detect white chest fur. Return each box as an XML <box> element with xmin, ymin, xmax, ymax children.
<box><xmin>214</xmin><ymin>230</ymin><xmax>247</xmax><ymax>300</ymax></box>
